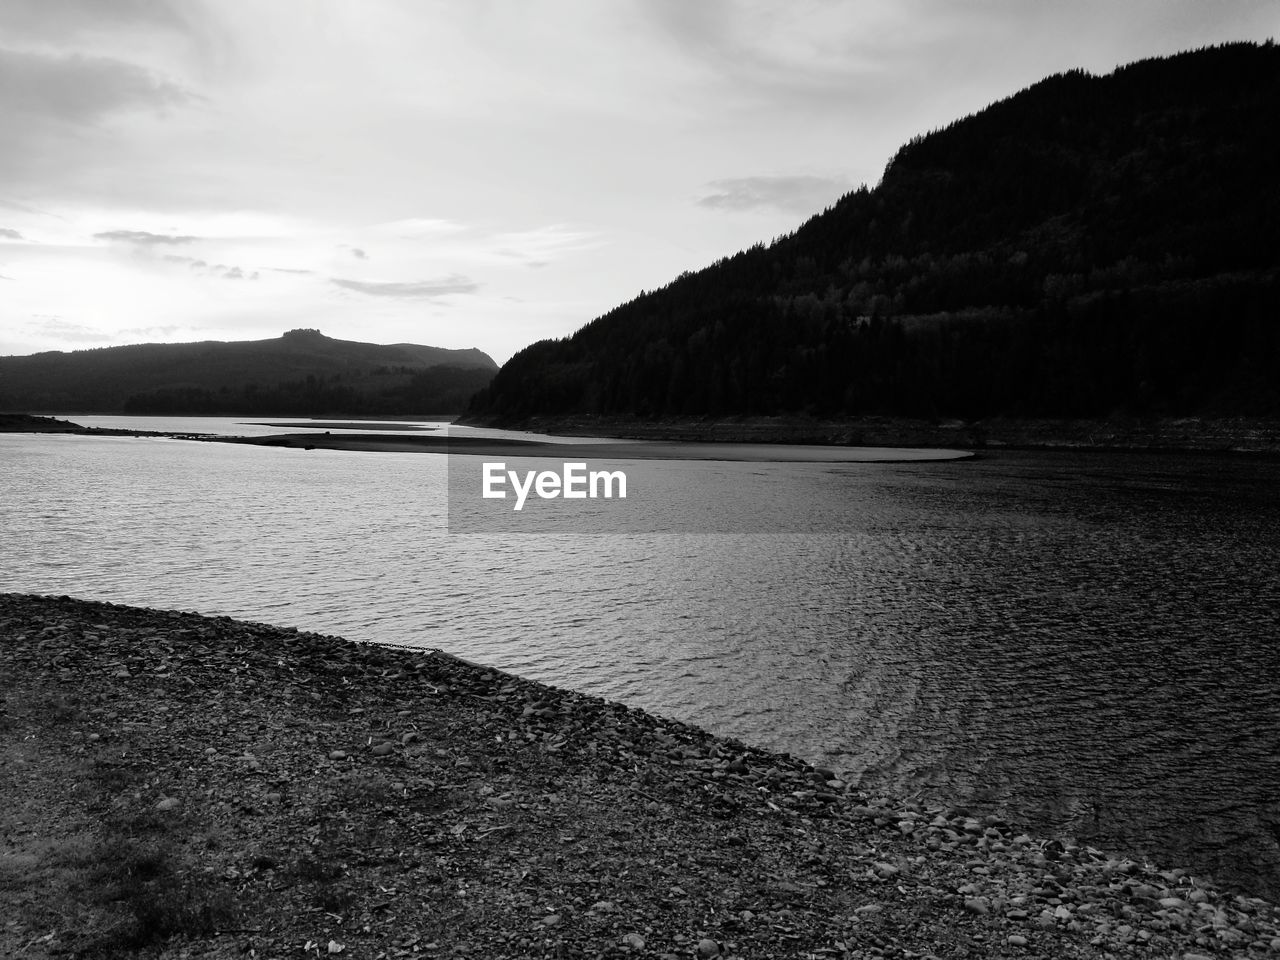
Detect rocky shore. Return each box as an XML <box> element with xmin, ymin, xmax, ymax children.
<box><xmin>2</xmin><ymin>594</ymin><xmax>1277</xmax><ymax>959</ymax></box>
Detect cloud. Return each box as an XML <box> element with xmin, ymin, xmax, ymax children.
<box><xmin>352</xmin><ymin>247</ymin><xmax>367</xmax><ymax>259</ymax></box>
<box><xmin>331</xmin><ymin>275</ymin><xmax>479</xmax><ymax>299</ymax></box>
<box><xmin>0</xmin><ymin>0</ymin><xmax>188</xmax><ymax>41</ymax></box>
<box><xmin>118</xmin><ymin>324</ymin><xmax>184</xmax><ymax>337</ymax></box>
<box><xmin>489</xmin><ymin>225</ymin><xmax>599</xmax><ymax>266</ymax></box>
<box><xmin>0</xmin><ymin>198</ymin><xmax>54</xmax><ymax>216</ymax></box>
<box><xmin>209</xmin><ymin>264</ymin><xmax>257</xmax><ymax>280</ymax></box>
<box><xmin>697</xmin><ymin>175</ymin><xmax>851</xmax><ymax>214</ymax></box>
<box><xmin>160</xmin><ymin>253</ymin><xmax>257</xmax><ymax>279</ymax></box>
<box><xmin>496</xmin><ymin>255</ymin><xmax>549</xmax><ymax>269</ymax></box>
<box><xmin>95</xmin><ymin>229</ymin><xmax>198</xmax><ymax>245</ymax></box>
<box><xmin>0</xmin><ymin>227</ymin><xmax>23</xmax><ymax>239</ymax></box>
<box><xmin>495</xmin><ymin>248</ymin><xmax>545</xmax><ymax>267</ymax></box>
<box><xmin>643</xmin><ymin>0</ymin><xmax>886</xmax><ymax>109</ymax></box>
<box><xmin>27</xmin><ymin>316</ymin><xmax>113</xmax><ymax>342</ymax></box>
<box><xmin>268</xmin><ymin>267</ymin><xmax>313</xmax><ymax>275</ymax></box>
<box><xmin>0</xmin><ymin>48</ymin><xmax>192</xmax><ymax>124</ymax></box>
<box><xmin>372</xmin><ymin>218</ymin><xmax>467</xmax><ymax>238</ymax></box>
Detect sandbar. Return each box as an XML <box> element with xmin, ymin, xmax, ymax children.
<box><xmin>214</xmin><ymin>432</ymin><xmax>972</xmax><ymax>462</ymax></box>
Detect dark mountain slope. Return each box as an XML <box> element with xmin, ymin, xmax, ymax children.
<box><xmin>472</xmin><ymin>43</ymin><xmax>1280</xmax><ymax>423</ymax></box>
<box><xmin>0</xmin><ymin>329</ymin><xmax>497</xmax><ymax>415</ymax></box>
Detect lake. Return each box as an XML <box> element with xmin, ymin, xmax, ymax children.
<box><xmin>2</xmin><ymin>417</ymin><xmax>1278</xmax><ymax>899</ymax></box>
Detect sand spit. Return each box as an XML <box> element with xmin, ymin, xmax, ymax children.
<box><xmin>211</xmin><ymin>433</ymin><xmax>970</xmax><ymax>462</ymax></box>
<box><xmin>245</xmin><ymin>423</ymin><xmax>440</xmax><ymax>432</ymax></box>
<box><xmin>2</xmin><ymin>594</ymin><xmax>1277</xmax><ymax>959</ymax></box>
<box><xmin>0</xmin><ymin>415</ymin><xmax>967</xmax><ymax>460</ymax></box>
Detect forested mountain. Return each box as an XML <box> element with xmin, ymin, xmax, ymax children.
<box><xmin>0</xmin><ymin>329</ymin><xmax>497</xmax><ymax>415</ymax></box>
<box><xmin>472</xmin><ymin>43</ymin><xmax>1280</xmax><ymax>422</ymax></box>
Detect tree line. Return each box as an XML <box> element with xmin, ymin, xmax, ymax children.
<box><xmin>472</xmin><ymin>43</ymin><xmax>1280</xmax><ymax>422</ymax></box>
<box><xmin>123</xmin><ymin>366</ymin><xmax>494</xmax><ymax>416</ymax></box>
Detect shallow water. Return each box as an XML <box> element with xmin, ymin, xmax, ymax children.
<box><xmin>2</xmin><ymin>423</ymin><xmax>1278</xmax><ymax>898</ymax></box>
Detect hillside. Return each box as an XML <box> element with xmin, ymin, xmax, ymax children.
<box><xmin>471</xmin><ymin>43</ymin><xmax>1280</xmax><ymax>424</ymax></box>
<box><xmin>0</xmin><ymin>329</ymin><xmax>497</xmax><ymax>416</ymax></box>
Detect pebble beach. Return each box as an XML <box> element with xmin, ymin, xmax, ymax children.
<box><xmin>2</xmin><ymin>592</ymin><xmax>1277</xmax><ymax>959</ymax></box>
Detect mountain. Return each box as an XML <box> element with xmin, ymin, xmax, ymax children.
<box><xmin>471</xmin><ymin>43</ymin><xmax>1280</xmax><ymax>424</ymax></box>
<box><xmin>0</xmin><ymin>329</ymin><xmax>498</xmax><ymax>415</ymax></box>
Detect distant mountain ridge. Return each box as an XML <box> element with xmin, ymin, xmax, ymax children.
<box><xmin>0</xmin><ymin>329</ymin><xmax>497</xmax><ymax>415</ymax></box>
<box><xmin>472</xmin><ymin>43</ymin><xmax>1280</xmax><ymax>423</ymax></box>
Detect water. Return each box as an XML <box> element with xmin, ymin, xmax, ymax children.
<box><xmin>2</xmin><ymin>422</ymin><xmax>1279</xmax><ymax>898</ymax></box>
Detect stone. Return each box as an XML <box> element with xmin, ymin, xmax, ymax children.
<box><xmin>622</xmin><ymin>933</ymin><xmax>646</xmax><ymax>950</ymax></box>
<box><xmin>155</xmin><ymin>797</ymin><xmax>180</xmax><ymax>811</ymax></box>
<box><xmin>695</xmin><ymin>939</ymin><xmax>720</xmax><ymax>958</ymax></box>
<box><xmin>370</xmin><ymin>742</ymin><xmax>394</xmax><ymax>756</ymax></box>
<box><xmin>1007</xmin><ymin>935</ymin><xmax>1028</xmax><ymax>947</ymax></box>
<box><xmin>964</xmin><ymin>898</ymin><xmax>990</xmax><ymax>915</ymax></box>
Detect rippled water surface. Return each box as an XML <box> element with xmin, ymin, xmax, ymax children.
<box><xmin>3</xmin><ymin>424</ymin><xmax>1279</xmax><ymax>898</ymax></box>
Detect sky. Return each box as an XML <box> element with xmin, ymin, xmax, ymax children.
<box><xmin>1</xmin><ymin>1</ymin><xmax>1276</xmax><ymax>365</ymax></box>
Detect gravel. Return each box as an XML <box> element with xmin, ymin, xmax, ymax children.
<box><xmin>2</xmin><ymin>592</ymin><xmax>1276</xmax><ymax>959</ymax></box>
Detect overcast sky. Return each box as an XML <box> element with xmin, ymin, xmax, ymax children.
<box><xmin>1</xmin><ymin>1</ymin><xmax>1275</xmax><ymax>363</ymax></box>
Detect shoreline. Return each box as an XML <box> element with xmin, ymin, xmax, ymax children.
<box><xmin>459</xmin><ymin>414</ymin><xmax>1280</xmax><ymax>456</ymax></box>
<box><xmin>3</xmin><ymin>593</ymin><xmax>1277</xmax><ymax>958</ymax></box>
<box><xmin>10</xmin><ymin>409</ymin><xmax>1280</xmax><ymax>458</ymax></box>
<box><xmin>0</xmin><ymin>413</ymin><xmax>213</xmax><ymax>441</ymax></box>
<box><xmin>0</xmin><ymin>414</ymin><xmax>971</xmax><ymax>461</ymax></box>
<box><xmin>7</xmin><ymin>410</ymin><xmax>1280</xmax><ymax>456</ymax></box>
